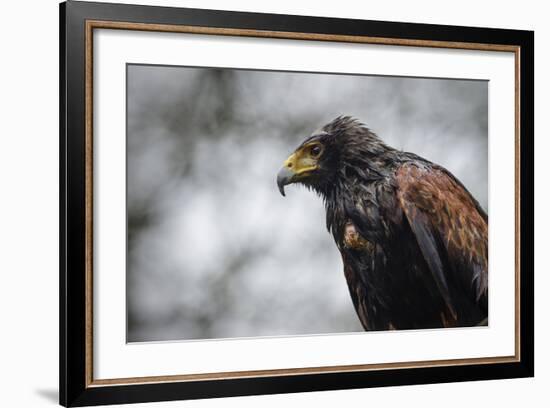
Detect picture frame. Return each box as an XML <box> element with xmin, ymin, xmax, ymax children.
<box><xmin>59</xmin><ymin>1</ymin><xmax>534</xmax><ymax>406</ymax></box>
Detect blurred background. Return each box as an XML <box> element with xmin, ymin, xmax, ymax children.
<box><xmin>127</xmin><ymin>64</ymin><xmax>488</xmax><ymax>342</ymax></box>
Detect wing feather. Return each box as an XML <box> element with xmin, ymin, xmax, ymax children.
<box><xmin>396</xmin><ymin>163</ymin><xmax>488</xmax><ymax>318</ymax></box>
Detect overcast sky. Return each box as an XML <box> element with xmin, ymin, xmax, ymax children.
<box><xmin>126</xmin><ymin>64</ymin><xmax>488</xmax><ymax>342</ymax></box>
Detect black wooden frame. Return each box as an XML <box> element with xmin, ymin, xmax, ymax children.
<box><xmin>60</xmin><ymin>1</ymin><xmax>534</xmax><ymax>406</ymax></box>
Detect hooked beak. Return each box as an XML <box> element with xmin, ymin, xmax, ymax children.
<box><xmin>276</xmin><ymin>150</ymin><xmax>319</xmax><ymax>196</ymax></box>
<box><xmin>277</xmin><ymin>166</ymin><xmax>295</xmax><ymax>196</ymax></box>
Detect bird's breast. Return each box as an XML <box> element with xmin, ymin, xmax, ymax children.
<box><xmin>343</xmin><ymin>222</ymin><xmax>374</xmax><ymax>251</ymax></box>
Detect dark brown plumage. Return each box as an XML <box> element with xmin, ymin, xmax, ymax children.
<box><xmin>277</xmin><ymin>116</ymin><xmax>488</xmax><ymax>330</ymax></box>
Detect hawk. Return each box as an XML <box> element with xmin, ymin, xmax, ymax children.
<box><xmin>277</xmin><ymin>116</ymin><xmax>488</xmax><ymax>330</ymax></box>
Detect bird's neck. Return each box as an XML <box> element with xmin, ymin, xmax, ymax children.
<box><xmin>318</xmin><ymin>156</ymin><xmax>398</xmax><ymax>238</ymax></box>
<box><xmin>321</xmin><ymin>181</ymin><xmax>348</xmax><ymax>240</ymax></box>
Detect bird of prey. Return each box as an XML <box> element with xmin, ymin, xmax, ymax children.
<box><xmin>277</xmin><ymin>116</ymin><xmax>488</xmax><ymax>330</ymax></box>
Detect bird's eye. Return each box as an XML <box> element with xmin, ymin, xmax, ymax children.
<box><xmin>310</xmin><ymin>145</ymin><xmax>322</xmax><ymax>157</ymax></box>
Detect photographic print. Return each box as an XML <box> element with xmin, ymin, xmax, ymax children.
<box><xmin>127</xmin><ymin>65</ymin><xmax>488</xmax><ymax>342</ymax></box>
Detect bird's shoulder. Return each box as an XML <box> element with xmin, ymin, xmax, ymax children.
<box><xmin>394</xmin><ymin>160</ymin><xmax>487</xmax><ymax>225</ymax></box>
<box><xmin>394</xmin><ymin>160</ymin><xmax>488</xmax><ymax>301</ymax></box>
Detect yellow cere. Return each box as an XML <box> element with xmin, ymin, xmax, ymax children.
<box><xmin>282</xmin><ymin>143</ymin><xmax>322</xmax><ymax>177</ymax></box>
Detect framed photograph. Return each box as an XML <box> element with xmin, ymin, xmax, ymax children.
<box><xmin>60</xmin><ymin>1</ymin><xmax>534</xmax><ymax>406</ymax></box>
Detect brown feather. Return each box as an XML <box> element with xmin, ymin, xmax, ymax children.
<box><xmin>396</xmin><ymin>163</ymin><xmax>488</xmax><ymax>304</ymax></box>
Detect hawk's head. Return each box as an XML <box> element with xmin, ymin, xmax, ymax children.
<box><xmin>277</xmin><ymin>116</ymin><xmax>393</xmax><ymax>196</ymax></box>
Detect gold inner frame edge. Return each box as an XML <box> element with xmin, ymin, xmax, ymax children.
<box><xmin>84</xmin><ymin>19</ymin><xmax>522</xmax><ymax>388</ymax></box>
